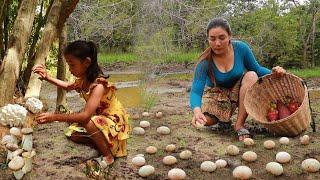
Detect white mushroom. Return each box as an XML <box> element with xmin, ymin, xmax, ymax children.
<box><xmin>142</xmin><ymin>112</ymin><xmax>150</xmax><ymax>117</ymax></box>
<box><xmin>300</xmin><ymin>135</ymin><xmax>310</xmax><ymax>145</ymax></box>
<box><xmin>243</xmin><ymin>138</ymin><xmax>254</xmax><ymax>146</ymax></box>
<box><xmin>0</xmin><ymin>104</ymin><xmax>27</xmax><ymax>127</ymax></box>
<box><xmin>242</xmin><ymin>151</ymin><xmax>257</xmax><ymax>162</ymax></box>
<box><xmin>215</xmin><ymin>159</ymin><xmax>227</xmax><ymax>168</ymax></box>
<box><xmin>165</xmin><ymin>144</ymin><xmax>176</xmax><ymax>152</ymax></box>
<box><xmin>138</xmin><ymin>165</ymin><xmax>155</xmax><ymax>177</ymax></box>
<box><xmin>226</xmin><ymin>145</ymin><xmax>239</xmax><ymax>156</ymax></box>
<box><xmin>21</xmin><ymin>134</ymin><xmax>33</xmax><ymax>151</ymax></box>
<box><xmin>22</xmin><ymin>150</ymin><xmax>36</xmax><ymax>173</ymax></box>
<box><xmin>8</xmin><ymin>156</ymin><xmax>25</xmax><ymax>171</ymax></box>
<box><xmin>12</xmin><ymin>149</ymin><xmax>24</xmax><ymax>158</ymax></box>
<box><xmin>10</xmin><ymin>127</ymin><xmax>22</xmax><ymax>138</ymax></box>
<box><xmin>276</xmin><ymin>152</ymin><xmax>291</xmax><ymax>163</ymax></box>
<box><xmin>301</xmin><ymin>158</ymin><xmax>320</xmax><ymax>173</ymax></box>
<box><xmin>1</xmin><ymin>134</ymin><xmax>18</xmax><ymax>145</ymax></box>
<box><xmin>13</xmin><ymin>169</ymin><xmax>25</xmax><ymax>180</ymax></box>
<box><xmin>279</xmin><ymin>137</ymin><xmax>290</xmax><ymax>145</ymax></box>
<box><xmin>6</xmin><ymin>143</ymin><xmax>19</xmax><ymax>151</ymax></box>
<box><xmin>157</xmin><ymin>126</ymin><xmax>171</xmax><ymax>135</ymax></box>
<box><xmin>132</xmin><ymin>127</ymin><xmax>145</xmax><ymax>135</ymax></box>
<box><xmin>155</xmin><ymin>112</ymin><xmax>163</xmax><ymax>118</ymax></box>
<box><xmin>145</xmin><ymin>146</ymin><xmax>157</xmax><ymax>154</ymax></box>
<box><xmin>200</xmin><ymin>161</ymin><xmax>216</xmax><ymax>172</ymax></box>
<box><xmin>168</xmin><ymin>168</ymin><xmax>186</xmax><ymax>180</ymax></box>
<box><xmin>139</xmin><ymin>121</ymin><xmax>150</xmax><ymax>128</ymax></box>
<box><xmin>264</xmin><ymin>140</ymin><xmax>276</xmax><ymax>149</ymax></box>
<box><xmin>232</xmin><ymin>166</ymin><xmax>252</xmax><ymax>180</ymax></box>
<box><xmin>266</xmin><ymin>162</ymin><xmax>283</xmax><ymax>176</ymax></box>
<box><xmin>25</xmin><ymin>97</ymin><xmax>43</xmax><ymax>114</ymax></box>
<box><xmin>131</xmin><ymin>156</ymin><xmax>146</xmax><ymax>167</ymax></box>
<box><xmin>163</xmin><ymin>155</ymin><xmax>177</xmax><ymax>165</ymax></box>
<box><xmin>179</xmin><ymin>150</ymin><xmax>192</xmax><ymax>160</ymax></box>
<box><xmin>21</xmin><ymin>128</ymin><xmax>33</xmax><ymax>134</ymax></box>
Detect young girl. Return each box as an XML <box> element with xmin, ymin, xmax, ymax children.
<box><xmin>33</xmin><ymin>40</ymin><xmax>130</xmax><ymax>166</ymax></box>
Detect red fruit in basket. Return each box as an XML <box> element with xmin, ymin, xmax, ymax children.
<box><xmin>267</xmin><ymin>102</ymin><xmax>279</xmax><ymax>121</ymax></box>
<box><xmin>277</xmin><ymin>101</ymin><xmax>291</xmax><ymax>119</ymax></box>
<box><xmin>288</xmin><ymin>100</ymin><xmax>299</xmax><ymax>113</ymax></box>
<box><xmin>268</xmin><ymin>108</ymin><xmax>279</xmax><ymax>122</ymax></box>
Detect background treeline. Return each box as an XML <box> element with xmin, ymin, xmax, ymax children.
<box><xmin>67</xmin><ymin>0</ymin><xmax>320</xmax><ymax>68</ymax></box>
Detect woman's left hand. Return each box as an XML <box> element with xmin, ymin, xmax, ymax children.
<box><xmin>272</xmin><ymin>66</ymin><xmax>286</xmax><ymax>76</ymax></box>
<box><xmin>36</xmin><ymin>113</ymin><xmax>56</xmax><ymax>124</ymax></box>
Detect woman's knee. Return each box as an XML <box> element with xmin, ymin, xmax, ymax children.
<box><xmin>242</xmin><ymin>71</ymin><xmax>258</xmax><ymax>85</ymax></box>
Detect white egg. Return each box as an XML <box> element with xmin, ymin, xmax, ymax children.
<box><xmin>132</xmin><ymin>156</ymin><xmax>146</xmax><ymax>167</ymax></box>
<box><xmin>279</xmin><ymin>137</ymin><xmax>290</xmax><ymax>145</ymax></box>
<box><xmin>200</xmin><ymin>161</ymin><xmax>216</xmax><ymax>172</ymax></box>
<box><xmin>155</xmin><ymin>112</ymin><xmax>163</xmax><ymax>118</ymax></box>
<box><xmin>242</xmin><ymin>151</ymin><xmax>257</xmax><ymax>162</ymax></box>
<box><xmin>179</xmin><ymin>150</ymin><xmax>192</xmax><ymax>160</ymax></box>
<box><xmin>226</xmin><ymin>145</ymin><xmax>239</xmax><ymax>156</ymax></box>
<box><xmin>132</xmin><ymin>127</ymin><xmax>145</xmax><ymax>135</ymax></box>
<box><xmin>163</xmin><ymin>156</ymin><xmax>177</xmax><ymax>165</ymax></box>
<box><xmin>232</xmin><ymin>166</ymin><xmax>252</xmax><ymax>180</ymax></box>
<box><xmin>264</xmin><ymin>140</ymin><xmax>276</xmax><ymax>149</ymax></box>
<box><xmin>215</xmin><ymin>159</ymin><xmax>227</xmax><ymax>168</ymax></box>
<box><xmin>301</xmin><ymin>158</ymin><xmax>320</xmax><ymax>173</ymax></box>
<box><xmin>276</xmin><ymin>152</ymin><xmax>291</xmax><ymax>163</ymax></box>
<box><xmin>142</xmin><ymin>112</ymin><xmax>150</xmax><ymax>117</ymax></box>
<box><xmin>168</xmin><ymin>168</ymin><xmax>186</xmax><ymax>180</ymax></box>
<box><xmin>243</xmin><ymin>138</ymin><xmax>255</xmax><ymax>146</ymax></box>
<box><xmin>300</xmin><ymin>135</ymin><xmax>310</xmax><ymax>145</ymax></box>
<box><xmin>138</xmin><ymin>165</ymin><xmax>155</xmax><ymax>177</ymax></box>
<box><xmin>266</xmin><ymin>162</ymin><xmax>283</xmax><ymax>176</ymax></box>
<box><xmin>157</xmin><ymin>126</ymin><xmax>171</xmax><ymax>135</ymax></box>
<box><xmin>165</xmin><ymin>144</ymin><xmax>176</xmax><ymax>152</ymax></box>
<box><xmin>145</xmin><ymin>146</ymin><xmax>157</xmax><ymax>154</ymax></box>
<box><xmin>139</xmin><ymin>121</ymin><xmax>150</xmax><ymax>128</ymax></box>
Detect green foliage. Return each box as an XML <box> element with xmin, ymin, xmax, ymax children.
<box><xmin>98</xmin><ymin>53</ymin><xmax>139</xmax><ymax>65</ymax></box>
<box><xmin>288</xmin><ymin>67</ymin><xmax>320</xmax><ymax>79</ymax></box>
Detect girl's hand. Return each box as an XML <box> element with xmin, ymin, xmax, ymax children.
<box><xmin>192</xmin><ymin>107</ymin><xmax>207</xmax><ymax>127</ymax></box>
<box><xmin>272</xmin><ymin>66</ymin><xmax>286</xmax><ymax>76</ymax></box>
<box><xmin>36</xmin><ymin>113</ymin><xmax>56</xmax><ymax>124</ymax></box>
<box><xmin>32</xmin><ymin>64</ymin><xmax>48</xmax><ymax>80</ymax></box>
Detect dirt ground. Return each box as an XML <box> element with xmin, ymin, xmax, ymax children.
<box><xmin>1</xmin><ymin>64</ymin><xmax>320</xmax><ymax>180</ymax></box>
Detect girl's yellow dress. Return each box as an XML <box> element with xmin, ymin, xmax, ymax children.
<box><xmin>64</xmin><ymin>76</ymin><xmax>130</xmax><ymax>157</ymax></box>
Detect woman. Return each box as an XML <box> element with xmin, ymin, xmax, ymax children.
<box><xmin>190</xmin><ymin>17</ymin><xmax>285</xmax><ymax>140</ymax></box>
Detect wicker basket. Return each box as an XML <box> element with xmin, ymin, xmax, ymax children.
<box><xmin>244</xmin><ymin>73</ymin><xmax>311</xmax><ymax>136</ymax></box>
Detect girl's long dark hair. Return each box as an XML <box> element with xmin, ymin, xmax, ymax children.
<box><xmin>64</xmin><ymin>40</ymin><xmax>104</xmax><ymax>83</ymax></box>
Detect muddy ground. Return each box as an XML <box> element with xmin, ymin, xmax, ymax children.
<box><xmin>1</xmin><ymin>63</ymin><xmax>320</xmax><ymax>180</ymax></box>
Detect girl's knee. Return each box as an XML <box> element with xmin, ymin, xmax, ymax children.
<box><xmin>84</xmin><ymin>120</ymin><xmax>98</xmax><ymax>132</ymax></box>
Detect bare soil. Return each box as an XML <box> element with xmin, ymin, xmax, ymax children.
<box><xmin>1</xmin><ymin>64</ymin><xmax>320</xmax><ymax>180</ymax></box>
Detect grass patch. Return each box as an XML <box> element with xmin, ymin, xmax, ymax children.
<box><xmin>288</xmin><ymin>67</ymin><xmax>320</xmax><ymax>79</ymax></box>
<box><xmin>98</xmin><ymin>53</ymin><xmax>139</xmax><ymax>65</ymax></box>
<box><xmin>161</xmin><ymin>51</ymin><xmax>199</xmax><ymax>64</ymax></box>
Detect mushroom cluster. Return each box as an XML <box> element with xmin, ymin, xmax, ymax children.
<box><xmin>25</xmin><ymin>97</ymin><xmax>43</xmax><ymax>114</ymax></box>
<box><xmin>0</xmin><ymin>104</ymin><xmax>28</xmax><ymax>127</ymax></box>
<box><xmin>1</xmin><ymin>127</ymin><xmax>36</xmax><ymax>179</ymax></box>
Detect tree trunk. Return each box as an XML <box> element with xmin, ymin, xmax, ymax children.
<box><xmin>22</xmin><ymin>0</ymin><xmax>54</xmax><ymax>89</ymax></box>
<box><xmin>0</xmin><ymin>0</ymin><xmax>7</xmax><ymax>60</ymax></box>
<box><xmin>25</xmin><ymin>0</ymin><xmax>79</xmax><ymax>98</ymax></box>
<box><xmin>0</xmin><ymin>0</ymin><xmax>38</xmax><ymax>106</ymax></box>
<box><xmin>25</xmin><ymin>0</ymin><xmax>64</xmax><ymax>98</ymax></box>
<box><xmin>56</xmin><ymin>23</ymin><xmax>67</xmax><ymax>111</ymax></box>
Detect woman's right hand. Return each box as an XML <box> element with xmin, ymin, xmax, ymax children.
<box><xmin>32</xmin><ymin>64</ymin><xmax>48</xmax><ymax>80</ymax></box>
<box><xmin>192</xmin><ymin>107</ymin><xmax>207</xmax><ymax>127</ymax></box>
